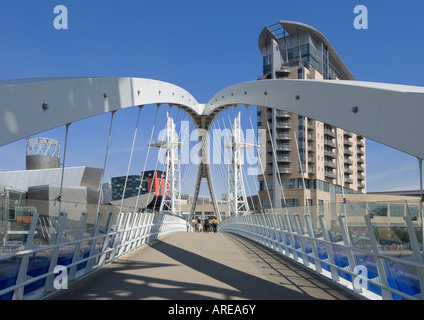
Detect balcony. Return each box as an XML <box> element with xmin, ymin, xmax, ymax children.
<box><xmin>275</xmin><ymin>144</ymin><xmax>292</xmax><ymax>152</ymax></box>
<box><xmin>276</xmin><ymin>133</ymin><xmax>291</xmax><ymax>140</ymax></box>
<box><xmin>278</xmin><ymin>167</ymin><xmax>293</xmax><ymax>174</ymax></box>
<box><xmin>324</xmin><ymin>150</ymin><xmax>337</xmax><ymax>158</ymax></box>
<box><xmin>344</xmin><ymin>131</ymin><xmax>353</xmax><ymax>138</ymax></box>
<box><xmin>307</xmin><ymin>134</ymin><xmax>315</xmax><ymax>141</ymax></box>
<box><xmin>276</xmin><ymin>156</ymin><xmax>292</xmax><ymax>163</ymax></box>
<box><xmin>344</xmin><ymin>177</ymin><xmax>353</xmax><ymax>184</ymax></box>
<box><xmin>324</xmin><ymin>129</ymin><xmax>336</xmax><ymax>138</ymax></box>
<box><xmin>344</xmin><ymin>148</ymin><xmax>353</xmax><ymax>156</ymax></box>
<box><xmin>358</xmin><ymin>174</ymin><xmax>365</xmax><ymax>180</ymax></box>
<box><xmin>276</xmin><ymin>122</ymin><xmax>291</xmax><ymax>129</ymax></box>
<box><xmin>324</xmin><ymin>139</ymin><xmax>336</xmax><ymax>148</ymax></box>
<box><xmin>324</xmin><ymin>160</ymin><xmax>337</xmax><ymax>169</ymax></box>
<box><xmin>275</xmin><ymin>111</ymin><xmax>291</xmax><ymax>118</ymax></box>
<box><xmin>344</xmin><ymin>158</ymin><xmax>353</xmax><ymax>165</ymax></box>
<box><xmin>325</xmin><ymin>170</ymin><xmax>337</xmax><ymax>179</ymax></box>
<box><xmin>357</xmin><ymin>148</ymin><xmax>364</xmax><ymax>155</ymax></box>
<box><xmin>344</xmin><ymin>167</ymin><xmax>353</xmax><ymax>174</ymax></box>
<box><xmin>358</xmin><ymin>165</ymin><xmax>365</xmax><ymax>172</ymax></box>
<box><xmin>344</xmin><ymin>139</ymin><xmax>353</xmax><ymax>147</ymax></box>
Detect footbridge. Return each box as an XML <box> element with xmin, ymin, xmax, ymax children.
<box><xmin>1</xmin><ymin>77</ymin><xmax>424</xmax><ymax>301</ymax></box>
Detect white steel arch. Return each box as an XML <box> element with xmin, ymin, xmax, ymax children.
<box><xmin>0</xmin><ymin>77</ymin><xmax>201</xmax><ymax>147</ymax></box>
<box><xmin>206</xmin><ymin>79</ymin><xmax>424</xmax><ymax>160</ymax></box>
<box><xmin>2</xmin><ymin>76</ymin><xmax>424</xmax><ymax>219</ymax></box>
<box><xmin>2</xmin><ymin>77</ymin><xmax>424</xmax><ymax>160</ymax></box>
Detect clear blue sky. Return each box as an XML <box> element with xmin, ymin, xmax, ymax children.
<box><xmin>0</xmin><ymin>0</ymin><xmax>423</xmax><ymax>197</ymax></box>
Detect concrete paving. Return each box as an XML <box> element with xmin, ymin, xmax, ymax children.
<box><xmin>48</xmin><ymin>231</ymin><xmax>357</xmax><ymax>300</ymax></box>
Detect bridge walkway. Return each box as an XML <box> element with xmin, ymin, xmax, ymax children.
<box><xmin>47</xmin><ymin>231</ymin><xmax>357</xmax><ymax>300</ymax></box>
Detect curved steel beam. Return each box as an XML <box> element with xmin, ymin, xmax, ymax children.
<box><xmin>0</xmin><ymin>77</ymin><xmax>201</xmax><ymax>147</ymax></box>
<box><xmin>2</xmin><ymin>77</ymin><xmax>424</xmax><ymax>159</ymax></box>
<box><xmin>205</xmin><ymin>79</ymin><xmax>424</xmax><ymax>159</ymax></box>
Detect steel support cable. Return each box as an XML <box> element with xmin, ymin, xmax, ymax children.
<box><xmin>58</xmin><ymin>123</ymin><xmax>71</xmax><ymax>215</ymax></box>
<box><xmin>236</xmin><ymin>106</ymin><xmax>259</xmax><ymax>213</ymax></box>
<box><xmin>97</xmin><ymin>111</ymin><xmax>116</xmax><ymax>215</ymax></box>
<box><xmin>119</xmin><ymin>106</ymin><xmax>143</xmax><ymax>214</ymax></box>
<box><xmin>133</xmin><ymin>105</ymin><xmax>159</xmax><ymax>213</ymax></box>
<box><xmin>246</xmin><ymin>106</ymin><xmax>273</xmax><ymax>213</ymax></box>
<box><xmin>218</xmin><ymin>115</ymin><xmax>234</xmax><ymax>206</ymax></box>
<box><xmin>180</xmin><ymin>122</ymin><xmax>192</xmax><ymax>195</ymax></box>
<box><xmin>291</xmin><ymin>116</ymin><xmax>311</xmax><ymax>215</ymax></box>
<box><xmin>243</xmin><ymin>106</ymin><xmax>264</xmax><ymax>213</ymax></box>
<box><xmin>152</xmin><ymin>106</ymin><xmax>172</xmax><ymax>212</ymax></box>
<box><xmin>212</xmin><ymin>116</ymin><xmax>232</xmax><ymax>208</ymax></box>
<box><xmin>180</xmin><ymin>114</ymin><xmax>194</xmax><ymax>196</ymax></box>
<box><xmin>264</xmin><ymin>115</ymin><xmax>289</xmax><ymax>215</ymax></box>
<box><xmin>334</xmin><ymin>128</ymin><xmax>350</xmax><ymax>244</ymax></box>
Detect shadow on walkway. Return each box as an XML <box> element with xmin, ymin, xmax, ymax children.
<box><xmin>48</xmin><ymin>232</ymin><xmax>354</xmax><ymax>300</ymax></box>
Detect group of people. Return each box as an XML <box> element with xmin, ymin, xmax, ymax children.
<box><xmin>192</xmin><ymin>216</ymin><xmax>218</xmax><ymax>233</ymax></box>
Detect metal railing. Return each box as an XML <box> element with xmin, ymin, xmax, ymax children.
<box><xmin>218</xmin><ymin>201</ymin><xmax>424</xmax><ymax>300</ymax></box>
<box><xmin>0</xmin><ymin>199</ymin><xmax>186</xmax><ymax>300</ymax></box>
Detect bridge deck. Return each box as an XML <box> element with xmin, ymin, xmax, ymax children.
<box><xmin>48</xmin><ymin>232</ymin><xmax>356</xmax><ymax>300</ymax></box>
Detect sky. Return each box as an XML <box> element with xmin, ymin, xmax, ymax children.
<box><xmin>0</xmin><ymin>0</ymin><xmax>423</xmax><ymax>198</ymax></box>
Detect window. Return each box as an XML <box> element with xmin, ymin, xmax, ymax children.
<box><xmin>368</xmin><ymin>203</ymin><xmax>387</xmax><ymax>217</ymax></box>
<box><xmin>390</xmin><ymin>204</ymin><xmax>404</xmax><ymax>217</ymax></box>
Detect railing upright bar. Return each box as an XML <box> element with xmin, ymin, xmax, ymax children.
<box><xmin>68</xmin><ymin>212</ymin><xmax>88</xmax><ymax>282</ymax></box>
<box><xmin>43</xmin><ymin>212</ymin><xmax>68</xmax><ymax>294</ymax></box>
<box><xmin>11</xmin><ymin>212</ymin><xmax>39</xmax><ymax>300</ymax></box>
<box><xmin>405</xmin><ymin>215</ymin><xmax>424</xmax><ymax>299</ymax></box>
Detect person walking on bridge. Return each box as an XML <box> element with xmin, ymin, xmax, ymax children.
<box><xmin>204</xmin><ymin>216</ymin><xmax>210</xmax><ymax>233</ymax></box>
<box><xmin>212</xmin><ymin>217</ymin><xmax>218</xmax><ymax>233</ymax></box>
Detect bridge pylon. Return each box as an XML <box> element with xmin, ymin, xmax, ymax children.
<box><xmin>150</xmin><ymin>112</ymin><xmax>183</xmax><ymax>216</ymax></box>
<box><xmin>225</xmin><ymin>112</ymin><xmax>258</xmax><ymax>216</ymax></box>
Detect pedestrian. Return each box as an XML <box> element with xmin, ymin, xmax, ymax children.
<box><xmin>196</xmin><ymin>217</ymin><xmax>201</xmax><ymax>232</ymax></box>
<box><xmin>212</xmin><ymin>217</ymin><xmax>218</xmax><ymax>233</ymax></box>
<box><xmin>186</xmin><ymin>220</ymin><xmax>190</xmax><ymax>232</ymax></box>
<box><xmin>204</xmin><ymin>217</ymin><xmax>210</xmax><ymax>233</ymax></box>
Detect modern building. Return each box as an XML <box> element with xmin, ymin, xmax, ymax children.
<box><xmin>141</xmin><ymin>170</ymin><xmax>166</xmax><ymax>197</ymax></box>
<box><xmin>111</xmin><ymin>170</ymin><xmax>166</xmax><ymax>201</ymax></box>
<box><xmin>257</xmin><ymin>21</ymin><xmax>367</xmax><ymax>210</ymax></box>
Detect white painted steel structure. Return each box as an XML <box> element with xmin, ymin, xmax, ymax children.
<box><xmin>0</xmin><ymin>208</ymin><xmax>186</xmax><ymax>300</ymax></box>
<box><xmin>2</xmin><ymin>76</ymin><xmax>424</xmax><ymax>300</ymax></box>
<box><xmin>226</xmin><ymin>112</ymin><xmax>257</xmax><ymax>217</ymax></box>
<box><xmin>1</xmin><ymin>77</ymin><xmax>424</xmax><ymax>158</ymax></box>
<box><xmin>218</xmin><ymin>211</ymin><xmax>424</xmax><ymax>300</ymax></box>
<box><xmin>151</xmin><ymin>113</ymin><xmax>183</xmax><ymax>217</ymax></box>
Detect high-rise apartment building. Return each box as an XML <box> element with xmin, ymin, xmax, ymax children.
<box><xmin>257</xmin><ymin>21</ymin><xmax>366</xmax><ymax>210</ymax></box>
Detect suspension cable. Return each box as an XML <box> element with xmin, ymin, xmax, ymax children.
<box><xmin>246</xmin><ymin>106</ymin><xmax>272</xmax><ymax>213</ymax></box>
<box><xmin>265</xmin><ymin>113</ymin><xmax>289</xmax><ymax>215</ymax></box>
<box><xmin>134</xmin><ymin>105</ymin><xmax>160</xmax><ymax>213</ymax></box>
<box><xmin>97</xmin><ymin>111</ymin><xmax>116</xmax><ymax>215</ymax></box>
<box><xmin>119</xmin><ymin>106</ymin><xmax>143</xmax><ymax>214</ymax></box>
<box><xmin>58</xmin><ymin>122</ymin><xmax>71</xmax><ymax>214</ymax></box>
<box><xmin>291</xmin><ymin>115</ymin><xmax>311</xmax><ymax>215</ymax></box>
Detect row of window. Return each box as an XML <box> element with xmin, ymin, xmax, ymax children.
<box><xmin>259</xmin><ymin>178</ymin><xmax>361</xmax><ymax>194</ymax></box>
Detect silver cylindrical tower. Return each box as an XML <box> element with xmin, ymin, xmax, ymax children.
<box><xmin>26</xmin><ymin>137</ymin><xmax>60</xmax><ymax>170</ymax></box>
